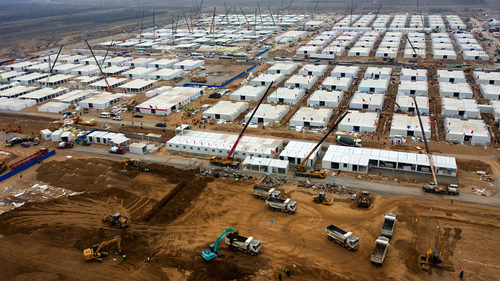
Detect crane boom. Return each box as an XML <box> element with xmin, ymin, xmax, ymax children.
<box><xmin>258</xmin><ymin>3</ymin><xmax>264</xmax><ymax>30</ymax></box>
<box><xmin>371</xmin><ymin>5</ymin><xmax>382</xmax><ymax>29</ymax></box>
<box><xmin>239</xmin><ymin>7</ymin><xmax>252</xmax><ymax>29</ymax></box>
<box><xmin>412</xmin><ymin>96</ymin><xmax>438</xmax><ymax>185</ymax></box>
<box><xmin>100</xmin><ymin>39</ymin><xmax>113</xmax><ymax>70</ymax></box>
<box><xmin>268</xmin><ymin>6</ymin><xmax>276</xmax><ymax>26</ymax></box>
<box><xmin>84</xmin><ymin>40</ymin><xmax>110</xmax><ymax>90</ymax></box>
<box><xmin>406</xmin><ymin>35</ymin><xmax>425</xmax><ymax>67</ymax></box>
<box><xmin>139</xmin><ymin>10</ymin><xmax>145</xmax><ymax>43</ymax></box>
<box><xmin>123</xmin><ymin>20</ymin><xmax>141</xmax><ymax>42</ymax></box>
<box><xmin>43</xmin><ymin>44</ymin><xmax>64</xmax><ymax>88</ymax></box>
<box><xmin>297</xmin><ymin>111</ymin><xmax>348</xmax><ymax>171</ymax></box>
<box><xmin>183</xmin><ymin>13</ymin><xmax>191</xmax><ymax>33</ymax></box>
<box><xmin>234</xmin><ymin>6</ymin><xmax>240</xmax><ymax>23</ymax></box>
<box><xmin>210</xmin><ymin>7</ymin><xmax>216</xmax><ymax>34</ymax></box>
<box><xmin>226</xmin><ymin>82</ymin><xmax>274</xmax><ymax>160</ymax></box>
<box><xmin>311</xmin><ymin>0</ymin><xmax>319</xmax><ymax>19</ymax></box>
<box><xmin>216</xmin><ymin>6</ymin><xmax>232</xmax><ymax>30</ymax></box>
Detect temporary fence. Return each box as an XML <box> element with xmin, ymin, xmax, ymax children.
<box><xmin>0</xmin><ymin>149</ymin><xmax>56</xmax><ymax>182</ymax></box>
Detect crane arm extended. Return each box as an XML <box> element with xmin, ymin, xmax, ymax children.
<box><xmin>311</xmin><ymin>0</ymin><xmax>319</xmax><ymax>19</ymax></box>
<box><xmin>213</xmin><ymin>228</ymin><xmax>237</xmax><ymax>254</ymax></box>
<box><xmin>258</xmin><ymin>3</ymin><xmax>264</xmax><ymax>29</ymax></box>
<box><xmin>268</xmin><ymin>6</ymin><xmax>276</xmax><ymax>26</ymax></box>
<box><xmin>297</xmin><ymin>110</ymin><xmax>349</xmax><ymax>171</ymax></box>
<box><xmin>216</xmin><ymin>6</ymin><xmax>232</xmax><ymax>30</ymax></box>
<box><xmin>100</xmin><ymin>39</ymin><xmax>113</xmax><ymax>70</ymax></box>
<box><xmin>85</xmin><ymin>40</ymin><xmax>110</xmax><ymax>90</ymax></box>
<box><xmin>226</xmin><ymin>82</ymin><xmax>274</xmax><ymax>160</ymax></box>
<box><xmin>95</xmin><ymin>236</ymin><xmax>122</xmax><ymax>255</ymax></box>
<box><xmin>123</xmin><ymin>20</ymin><xmax>141</xmax><ymax>42</ymax></box>
<box><xmin>412</xmin><ymin>96</ymin><xmax>438</xmax><ymax>185</ymax></box>
<box><xmin>406</xmin><ymin>36</ymin><xmax>424</xmax><ymax>67</ymax></box>
<box><xmin>371</xmin><ymin>5</ymin><xmax>382</xmax><ymax>28</ymax></box>
<box><xmin>43</xmin><ymin>44</ymin><xmax>64</xmax><ymax>88</ymax></box>
<box><xmin>239</xmin><ymin>7</ymin><xmax>252</xmax><ymax>29</ymax></box>
<box><xmin>140</xmin><ymin>10</ymin><xmax>145</xmax><ymax>43</ymax></box>
<box><xmin>210</xmin><ymin>7</ymin><xmax>216</xmax><ymax>34</ymax></box>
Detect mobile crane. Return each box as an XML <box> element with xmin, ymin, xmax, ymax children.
<box><xmin>210</xmin><ymin>82</ymin><xmax>274</xmax><ymax>167</ymax></box>
<box><xmin>406</xmin><ymin>35</ymin><xmax>428</xmax><ymax>69</ymax></box>
<box><xmin>293</xmin><ymin>111</ymin><xmax>348</xmax><ymax>178</ymax></box>
<box><xmin>85</xmin><ymin>40</ymin><xmax>113</xmax><ymax>92</ymax></box>
<box><xmin>413</xmin><ymin>96</ymin><xmax>459</xmax><ymax>195</ymax></box>
<box><xmin>202</xmin><ymin>227</ymin><xmax>237</xmax><ymax>261</ymax></box>
<box><xmin>83</xmin><ymin>235</ymin><xmax>123</xmax><ymax>262</ymax></box>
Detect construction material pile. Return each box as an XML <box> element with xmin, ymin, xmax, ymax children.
<box><xmin>208</xmin><ymin>92</ymin><xmax>222</xmax><ymax>99</ymax></box>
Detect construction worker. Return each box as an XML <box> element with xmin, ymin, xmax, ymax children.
<box><xmin>379</xmin><ymin>170</ymin><xmax>382</xmax><ymax>175</ymax></box>
<box><xmin>278</xmin><ymin>273</ymin><xmax>282</xmax><ymax>281</ymax></box>
<box><xmin>19</xmin><ymin>173</ymin><xmax>22</xmax><ymax>178</ymax></box>
<box><xmin>147</xmin><ymin>257</ymin><xmax>150</xmax><ymax>263</ymax></box>
<box><xmin>451</xmin><ymin>198</ymin><xmax>454</xmax><ymax>204</ymax></box>
<box><xmin>123</xmin><ymin>255</ymin><xmax>126</xmax><ymax>261</ymax></box>
<box><xmin>285</xmin><ymin>268</ymin><xmax>290</xmax><ymax>277</ymax></box>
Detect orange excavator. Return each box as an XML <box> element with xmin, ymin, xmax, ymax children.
<box><xmin>83</xmin><ymin>235</ymin><xmax>123</xmax><ymax>262</ymax></box>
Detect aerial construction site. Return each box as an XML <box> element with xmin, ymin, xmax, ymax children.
<box><xmin>1</xmin><ymin>0</ymin><xmax>500</xmax><ymax>280</ymax></box>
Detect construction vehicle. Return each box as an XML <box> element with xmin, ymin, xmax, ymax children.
<box><xmin>294</xmin><ymin>111</ymin><xmax>349</xmax><ymax>178</ymax></box>
<box><xmin>420</xmin><ymin>249</ymin><xmax>443</xmax><ymax>268</ymax></box>
<box><xmin>251</xmin><ymin>185</ymin><xmax>281</xmax><ymax>200</ymax></box>
<box><xmin>85</xmin><ymin>40</ymin><xmax>114</xmax><ymax>93</ymax></box>
<box><xmin>225</xmin><ymin>231</ymin><xmax>262</xmax><ymax>256</ymax></box>
<box><xmin>358</xmin><ymin>191</ymin><xmax>370</xmax><ymax>208</ymax></box>
<box><xmin>265</xmin><ymin>198</ymin><xmax>297</xmax><ymax>214</ymax></box>
<box><xmin>9</xmin><ymin>148</ymin><xmax>49</xmax><ymax>170</ymax></box>
<box><xmin>0</xmin><ymin>161</ymin><xmax>8</xmax><ymax>175</ymax></box>
<box><xmin>126</xmin><ymin>99</ymin><xmax>137</xmax><ymax>110</ymax></box>
<box><xmin>109</xmin><ymin>146</ymin><xmax>127</xmax><ymax>154</ymax></box>
<box><xmin>211</xmin><ymin>83</ymin><xmax>275</xmax><ymax>168</ymax></box>
<box><xmin>413</xmin><ymin>96</ymin><xmax>460</xmax><ymax>196</ymax></box>
<box><xmin>202</xmin><ymin>227</ymin><xmax>237</xmax><ymax>261</ymax></box>
<box><xmin>57</xmin><ymin>141</ymin><xmax>74</xmax><ymax>149</ymax></box>
<box><xmin>73</xmin><ymin>116</ymin><xmax>97</xmax><ymax>126</ymax></box>
<box><xmin>83</xmin><ymin>235</ymin><xmax>123</xmax><ymax>262</ymax></box>
<box><xmin>123</xmin><ymin>159</ymin><xmax>140</xmax><ymax>170</ymax></box>
<box><xmin>189</xmin><ymin>74</ymin><xmax>208</xmax><ymax>83</ymax></box>
<box><xmin>336</xmin><ymin>135</ymin><xmax>362</xmax><ymax>147</ymax></box>
<box><xmin>406</xmin><ymin>36</ymin><xmax>428</xmax><ymax>69</ymax></box>
<box><xmin>380</xmin><ymin>213</ymin><xmax>397</xmax><ymax>239</ymax></box>
<box><xmin>463</xmin><ymin>66</ymin><xmax>474</xmax><ymax>73</ymax></box>
<box><xmin>312</xmin><ymin>192</ymin><xmax>333</xmax><ymax>205</ymax></box>
<box><xmin>325</xmin><ymin>224</ymin><xmax>359</xmax><ymax>251</ymax></box>
<box><xmin>110</xmin><ymin>75</ymin><xmax>125</xmax><ymax>78</ymax></box>
<box><xmin>102</xmin><ymin>213</ymin><xmax>129</xmax><ymax>229</ymax></box>
<box><xmin>371</xmin><ymin>236</ymin><xmax>389</xmax><ymax>265</ymax></box>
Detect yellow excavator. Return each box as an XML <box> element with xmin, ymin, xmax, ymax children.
<box><xmin>126</xmin><ymin>99</ymin><xmax>137</xmax><ymax>110</ymax></box>
<box><xmin>294</xmin><ymin>111</ymin><xmax>349</xmax><ymax>178</ymax></box>
<box><xmin>83</xmin><ymin>235</ymin><xmax>123</xmax><ymax>262</ymax></box>
<box><xmin>421</xmin><ymin>249</ymin><xmax>443</xmax><ymax>268</ymax></box>
<box><xmin>312</xmin><ymin>192</ymin><xmax>333</xmax><ymax>205</ymax></box>
<box><xmin>123</xmin><ymin>158</ymin><xmax>140</xmax><ymax>170</ymax></box>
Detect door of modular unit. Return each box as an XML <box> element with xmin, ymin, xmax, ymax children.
<box><xmin>353</xmin><ymin>126</ymin><xmax>360</xmax><ymax>132</ymax></box>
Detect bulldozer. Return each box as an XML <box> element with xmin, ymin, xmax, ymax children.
<box><xmin>358</xmin><ymin>191</ymin><xmax>370</xmax><ymax>208</ymax></box>
<box><xmin>421</xmin><ymin>249</ymin><xmax>443</xmax><ymax>268</ymax></box>
<box><xmin>0</xmin><ymin>161</ymin><xmax>8</xmax><ymax>175</ymax></box>
<box><xmin>83</xmin><ymin>235</ymin><xmax>123</xmax><ymax>262</ymax></box>
<box><xmin>312</xmin><ymin>192</ymin><xmax>333</xmax><ymax>205</ymax></box>
<box><xmin>123</xmin><ymin>158</ymin><xmax>140</xmax><ymax>170</ymax></box>
<box><xmin>102</xmin><ymin>213</ymin><xmax>129</xmax><ymax>229</ymax></box>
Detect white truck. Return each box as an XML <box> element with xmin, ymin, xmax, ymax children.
<box><xmin>325</xmin><ymin>224</ymin><xmax>360</xmax><ymax>251</ymax></box>
<box><xmin>225</xmin><ymin>232</ymin><xmax>262</xmax><ymax>256</ymax></box>
<box><xmin>265</xmin><ymin>198</ymin><xmax>297</xmax><ymax>214</ymax></box>
<box><xmin>252</xmin><ymin>185</ymin><xmax>281</xmax><ymax>200</ymax></box>
<box><xmin>381</xmin><ymin>213</ymin><xmax>397</xmax><ymax>239</ymax></box>
<box><xmin>371</xmin><ymin>236</ymin><xmax>390</xmax><ymax>265</ymax></box>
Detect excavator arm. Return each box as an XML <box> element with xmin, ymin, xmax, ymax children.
<box><xmin>202</xmin><ymin>228</ymin><xmax>237</xmax><ymax>261</ymax></box>
<box><xmin>95</xmin><ymin>236</ymin><xmax>122</xmax><ymax>255</ymax></box>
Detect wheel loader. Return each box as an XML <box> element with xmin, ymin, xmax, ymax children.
<box><xmin>83</xmin><ymin>235</ymin><xmax>123</xmax><ymax>262</ymax></box>
<box><xmin>312</xmin><ymin>192</ymin><xmax>333</xmax><ymax>205</ymax></box>
<box><xmin>358</xmin><ymin>191</ymin><xmax>370</xmax><ymax>208</ymax></box>
<box><xmin>102</xmin><ymin>213</ymin><xmax>129</xmax><ymax>229</ymax></box>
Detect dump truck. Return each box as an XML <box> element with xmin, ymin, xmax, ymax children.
<box><xmin>335</xmin><ymin>135</ymin><xmax>362</xmax><ymax>147</ymax></box>
<box><xmin>251</xmin><ymin>185</ymin><xmax>281</xmax><ymax>200</ymax></box>
<box><xmin>9</xmin><ymin>147</ymin><xmax>49</xmax><ymax>170</ymax></box>
<box><xmin>209</xmin><ymin>156</ymin><xmax>241</xmax><ymax>169</ymax></box>
<box><xmin>358</xmin><ymin>191</ymin><xmax>370</xmax><ymax>208</ymax></box>
<box><xmin>102</xmin><ymin>213</ymin><xmax>129</xmax><ymax>229</ymax></box>
<box><xmin>73</xmin><ymin>116</ymin><xmax>97</xmax><ymax>126</ymax></box>
<box><xmin>381</xmin><ymin>213</ymin><xmax>397</xmax><ymax>239</ymax></box>
<box><xmin>325</xmin><ymin>224</ymin><xmax>359</xmax><ymax>251</ymax></box>
<box><xmin>57</xmin><ymin>141</ymin><xmax>74</xmax><ymax>149</ymax></box>
<box><xmin>371</xmin><ymin>236</ymin><xmax>389</xmax><ymax>265</ymax></box>
<box><xmin>225</xmin><ymin>231</ymin><xmax>262</xmax><ymax>256</ymax></box>
<box><xmin>109</xmin><ymin>146</ymin><xmax>127</xmax><ymax>154</ymax></box>
<box><xmin>265</xmin><ymin>198</ymin><xmax>297</xmax><ymax>214</ymax></box>
<box><xmin>423</xmin><ymin>183</ymin><xmax>460</xmax><ymax>195</ymax></box>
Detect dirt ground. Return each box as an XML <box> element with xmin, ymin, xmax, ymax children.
<box><xmin>0</xmin><ymin>156</ymin><xmax>499</xmax><ymax>281</ymax></box>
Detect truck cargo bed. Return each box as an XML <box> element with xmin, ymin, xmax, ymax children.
<box><xmin>267</xmin><ymin>197</ymin><xmax>286</xmax><ymax>204</ymax></box>
<box><xmin>326</xmin><ymin>224</ymin><xmax>347</xmax><ymax>236</ymax></box>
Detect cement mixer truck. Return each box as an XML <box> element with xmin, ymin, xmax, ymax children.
<box><xmin>335</xmin><ymin>135</ymin><xmax>362</xmax><ymax>147</ymax></box>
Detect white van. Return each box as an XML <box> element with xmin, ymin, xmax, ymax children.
<box><xmin>99</xmin><ymin>112</ymin><xmax>111</xmax><ymax>118</ymax></box>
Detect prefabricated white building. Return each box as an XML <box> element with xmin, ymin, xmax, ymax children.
<box><xmin>337</xmin><ymin>111</ymin><xmax>379</xmax><ymax>133</ymax></box>
<box><xmin>173</xmin><ymin>60</ymin><xmax>205</xmax><ymax>70</ymax></box>
<box><xmin>148</xmin><ymin>69</ymin><xmax>183</xmax><ymax>80</ymax></box>
<box><xmin>433</xmin><ymin>50</ymin><xmax>457</xmax><ymax>60</ymax></box>
<box><xmin>395</xmin><ymin>95</ymin><xmax>429</xmax><ymax>114</ymax></box>
<box><xmin>38</xmin><ymin>102</ymin><xmax>69</xmax><ymax>113</ymax></box>
<box><xmin>52</xmin><ymin>64</ymin><xmax>84</xmax><ymax>74</ymax></box>
<box><xmin>267</xmin><ymin>87</ymin><xmax>305</xmax><ymax>104</ymax></box>
<box><xmin>445</xmin><ymin>118</ymin><xmax>490</xmax><ymax>145</ymax></box>
<box><xmin>122</xmin><ymin>67</ymin><xmax>157</xmax><ymax>79</ymax></box>
<box><xmin>0</xmin><ymin>86</ymin><xmax>36</xmax><ymax>98</ymax></box>
<box><xmin>284</xmin><ymin>75</ymin><xmax>318</xmax><ymax>90</ymax></box>
<box><xmin>135</xmin><ymin>87</ymin><xmax>204</xmax><ymax>115</ymax></box>
<box><xmin>398</xmin><ymin>81</ymin><xmax>428</xmax><ymax>96</ymax></box>
<box><xmin>331</xmin><ymin>66</ymin><xmax>359</xmax><ymax>78</ymax></box>
<box><xmin>71</xmin><ymin>65</ymin><xmax>103</xmax><ymax>76</ymax></box>
<box><xmin>79</xmin><ymin>93</ymin><xmax>124</xmax><ymax>110</ymax></box>
<box><xmin>480</xmin><ymin>84</ymin><xmax>500</xmax><ymax>100</ymax></box>
<box><xmin>19</xmin><ymin>87</ymin><xmax>68</xmax><ymax>104</ymax></box>
<box><xmin>230</xmin><ymin>85</ymin><xmax>267</xmax><ymax>101</ymax></box>
<box><xmin>439</xmin><ymin>83</ymin><xmax>473</xmax><ymax>99</ymax></box>
<box><xmin>322</xmin><ymin>77</ymin><xmax>352</xmax><ymax>91</ymax></box>
<box><xmin>268</xmin><ymin>63</ymin><xmax>298</xmax><ymax>75</ymax></box>
<box><xmin>298</xmin><ymin>64</ymin><xmax>327</xmax><ymax>76</ymax></box>
<box><xmin>349</xmin><ymin>92</ymin><xmax>385</xmax><ymax>111</ymax></box>
<box><xmin>358</xmin><ymin>79</ymin><xmax>389</xmax><ymax>93</ymax></box>
<box><xmin>118</xmin><ymin>79</ymin><xmax>157</xmax><ymax>93</ymax></box>
<box><xmin>0</xmin><ymin>98</ymin><xmax>36</xmax><ymax>111</ymax></box>
<box><xmin>390</xmin><ymin>114</ymin><xmax>431</xmax><ymax>138</ymax></box>
<box><xmin>463</xmin><ymin>51</ymin><xmax>489</xmax><ymax>61</ymax></box>
<box><xmin>124</xmin><ymin>58</ymin><xmax>156</xmax><ymax>67</ymax></box>
<box><xmin>279</xmin><ymin>141</ymin><xmax>322</xmax><ymax>167</ymax></box>
<box><xmin>296</xmin><ymin>46</ymin><xmax>320</xmax><ymax>55</ymax></box>
<box><xmin>364</xmin><ymin>67</ymin><xmax>392</xmax><ymax>79</ymax></box>
<box><xmin>203</xmin><ymin>101</ymin><xmax>248</xmax><ymax>121</ymax></box>
<box><xmin>13</xmin><ymin>73</ymin><xmax>49</xmax><ymax>85</ymax></box>
<box><xmin>251</xmin><ymin>73</ymin><xmax>285</xmax><ymax>86</ymax></box>
<box><xmin>148</xmin><ymin>59</ymin><xmax>180</xmax><ymax>69</ymax></box>
<box><xmin>347</xmin><ymin>47</ymin><xmax>370</xmax><ymax>57</ymax></box>
<box><xmin>102</xmin><ymin>66</ymin><xmax>131</xmax><ymax>77</ymax></box>
<box><xmin>90</xmin><ymin>77</ymin><xmax>128</xmax><ymax>90</ymax></box>
<box><xmin>400</xmin><ymin>68</ymin><xmax>427</xmax><ymax>82</ymax></box>
<box><xmin>289</xmin><ymin>107</ymin><xmax>333</xmax><ymax>127</ymax></box>
<box><xmin>242</xmin><ymin>157</ymin><xmax>289</xmax><ymax>176</ymax></box>
<box><xmin>437</xmin><ymin>70</ymin><xmax>466</xmax><ymax>83</ymax></box>
<box><xmin>129</xmin><ymin>143</ymin><xmax>147</xmax><ymax>155</ymax></box>
<box><xmin>307</xmin><ymin>90</ymin><xmax>344</xmax><ymax>107</ymax></box>
<box><xmin>491</xmin><ymin>101</ymin><xmax>500</xmax><ymax>119</ymax></box>
<box><xmin>441</xmin><ymin>98</ymin><xmax>480</xmax><ymax>119</ymax></box>
<box><xmin>474</xmin><ymin>71</ymin><xmax>500</xmax><ymax>86</ymax></box>
<box><xmin>244</xmin><ymin>104</ymin><xmax>290</xmax><ymax>124</ymax></box>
